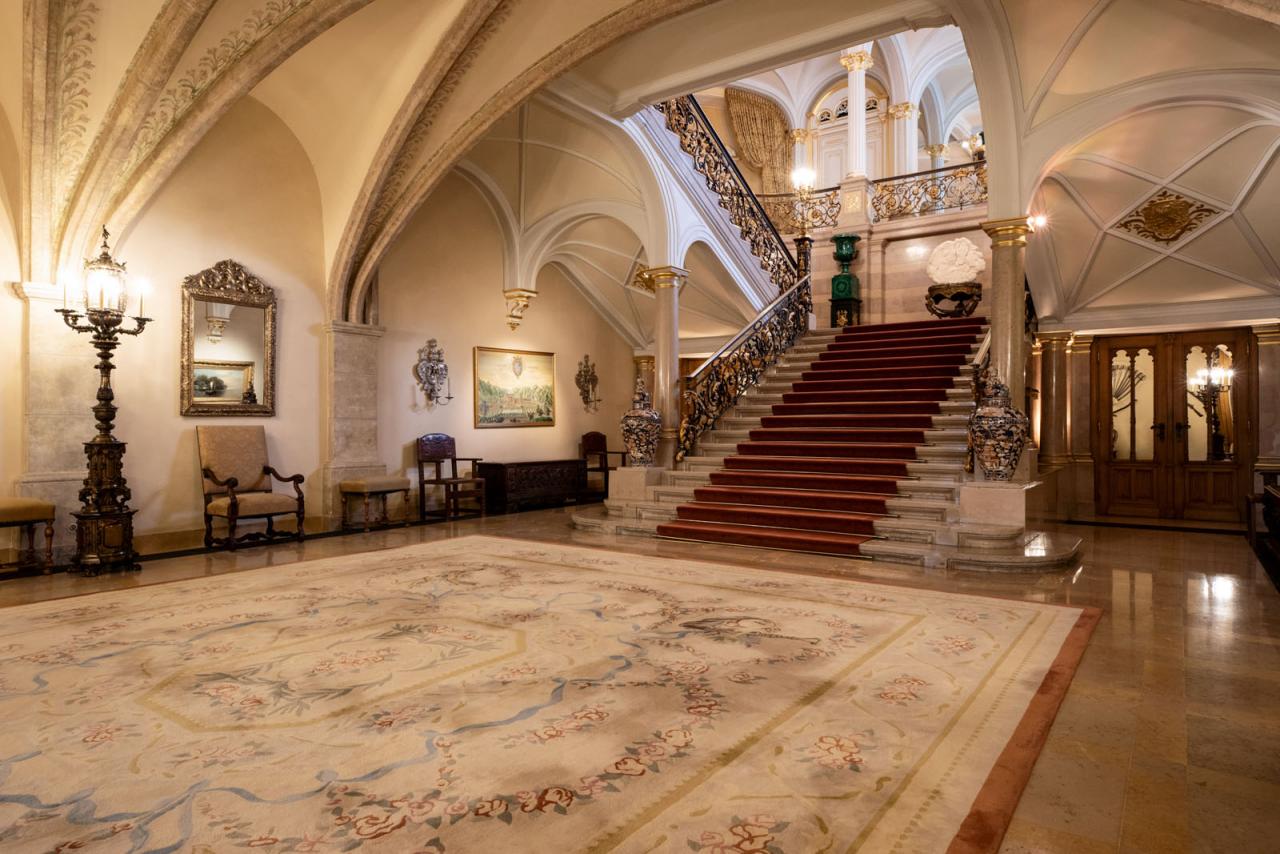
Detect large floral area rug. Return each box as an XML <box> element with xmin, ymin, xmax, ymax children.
<box><xmin>0</xmin><ymin>536</ymin><xmax>1096</xmax><ymax>853</ymax></box>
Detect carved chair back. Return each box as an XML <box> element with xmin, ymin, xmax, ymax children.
<box><xmin>197</xmin><ymin>426</ymin><xmax>271</xmax><ymax>496</ymax></box>
<box><xmin>417</xmin><ymin>433</ymin><xmax>466</xmax><ymax>481</ymax></box>
<box><xmin>581</xmin><ymin>431</ymin><xmax>608</xmax><ymax>460</ymax></box>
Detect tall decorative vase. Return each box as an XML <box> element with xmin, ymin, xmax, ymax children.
<box><xmin>830</xmin><ymin>233</ymin><xmax>861</xmax><ymax>327</ymax></box>
<box><xmin>621</xmin><ymin>377</ymin><xmax>661</xmax><ymax>466</ymax></box>
<box><xmin>968</xmin><ymin>367</ymin><xmax>1029</xmax><ymax>481</ymax></box>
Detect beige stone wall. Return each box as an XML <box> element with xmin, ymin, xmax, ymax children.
<box><xmin>375</xmin><ymin>172</ymin><xmax>636</xmax><ymax>486</ymax></box>
<box><xmin>102</xmin><ymin>96</ymin><xmax>325</xmax><ymax>538</ymax></box>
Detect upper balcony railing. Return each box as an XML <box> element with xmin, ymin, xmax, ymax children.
<box><xmin>757</xmin><ymin>187</ymin><xmax>841</xmax><ymax>236</ymax></box>
<box><xmin>655</xmin><ymin>96</ymin><xmax>798</xmax><ymax>291</ymax></box>
<box><xmin>870</xmin><ymin>160</ymin><xmax>988</xmax><ymax>222</ymax></box>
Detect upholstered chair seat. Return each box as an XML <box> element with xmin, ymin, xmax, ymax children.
<box><xmin>339</xmin><ymin>475</ymin><xmax>411</xmax><ymax>493</ymax></box>
<box><xmin>205</xmin><ymin>492</ymin><xmax>300</xmax><ymax>517</ymax></box>
<box><xmin>0</xmin><ymin>497</ymin><xmax>57</xmax><ymax>523</ymax></box>
<box><xmin>197</xmin><ymin>425</ymin><xmax>305</xmax><ymax>550</ymax></box>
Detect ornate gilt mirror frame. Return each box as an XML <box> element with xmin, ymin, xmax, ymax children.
<box><xmin>180</xmin><ymin>259</ymin><xmax>277</xmax><ymax>416</ymax></box>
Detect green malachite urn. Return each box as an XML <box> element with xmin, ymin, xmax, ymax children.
<box><xmin>830</xmin><ymin>233</ymin><xmax>862</xmax><ymax>326</ymax></box>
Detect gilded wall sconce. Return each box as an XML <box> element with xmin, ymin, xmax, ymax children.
<box><xmin>575</xmin><ymin>354</ymin><xmax>601</xmax><ymax>411</ymax></box>
<box><xmin>414</xmin><ymin>338</ymin><xmax>453</xmax><ymax>405</ymax></box>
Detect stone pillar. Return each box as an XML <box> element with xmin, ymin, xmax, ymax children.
<box><xmin>635</xmin><ymin>266</ymin><xmax>687</xmax><ymax>467</ymax></box>
<box><xmin>924</xmin><ymin>143</ymin><xmax>947</xmax><ymax>171</ymax></box>
<box><xmin>839</xmin><ymin>47</ymin><xmax>873</xmax><ymax>179</ymax></box>
<box><xmin>790</xmin><ymin>128</ymin><xmax>808</xmax><ymax>173</ymax></box>
<box><xmin>12</xmin><ymin>282</ymin><xmax>97</xmax><ymax>559</ymax></box>
<box><xmin>981</xmin><ymin>217</ymin><xmax>1033</xmax><ymax>407</ymax></box>
<box><xmin>887</xmin><ymin>102</ymin><xmax>917</xmax><ymax>176</ymax></box>
<box><xmin>321</xmin><ymin>321</ymin><xmax>388</xmax><ymax>527</ymax></box>
<box><xmin>1037</xmin><ymin>331</ymin><xmax>1070</xmax><ymax>466</ymax></box>
<box><xmin>1066</xmin><ymin>334</ymin><xmax>1094</xmax><ymax>516</ymax></box>
<box><xmin>633</xmin><ymin>356</ymin><xmax>656</xmax><ymax>403</ymax></box>
<box><xmin>1254</xmin><ymin>324</ymin><xmax>1280</xmax><ymax>474</ymax></box>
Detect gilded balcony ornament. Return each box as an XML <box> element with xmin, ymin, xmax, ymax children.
<box><xmin>655</xmin><ymin>96</ymin><xmax>798</xmax><ymax>291</ymax></box>
<box><xmin>1116</xmin><ymin>189</ymin><xmax>1218</xmax><ymax>245</ymax></box>
<box><xmin>870</xmin><ymin>160</ymin><xmax>988</xmax><ymax>222</ymax></box>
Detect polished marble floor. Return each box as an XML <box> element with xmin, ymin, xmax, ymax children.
<box><xmin>2</xmin><ymin>510</ymin><xmax>1277</xmax><ymax>853</ymax></box>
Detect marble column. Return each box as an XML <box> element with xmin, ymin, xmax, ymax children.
<box><xmin>12</xmin><ymin>282</ymin><xmax>97</xmax><ymax>559</ymax></box>
<box><xmin>839</xmin><ymin>47</ymin><xmax>873</xmax><ymax>179</ymax></box>
<box><xmin>924</xmin><ymin>143</ymin><xmax>947</xmax><ymax>171</ymax></box>
<box><xmin>1066</xmin><ymin>334</ymin><xmax>1094</xmax><ymax>516</ymax></box>
<box><xmin>635</xmin><ymin>266</ymin><xmax>687</xmax><ymax>467</ymax></box>
<box><xmin>1254</xmin><ymin>324</ymin><xmax>1280</xmax><ymax>473</ymax></box>
<box><xmin>321</xmin><ymin>321</ymin><xmax>388</xmax><ymax>526</ymax></box>
<box><xmin>1037</xmin><ymin>331</ymin><xmax>1071</xmax><ymax>466</ymax></box>
<box><xmin>887</xmin><ymin>102</ymin><xmax>917</xmax><ymax>176</ymax></box>
<box><xmin>791</xmin><ymin>128</ymin><xmax>808</xmax><ymax>174</ymax></box>
<box><xmin>981</xmin><ymin>217</ymin><xmax>1033</xmax><ymax>407</ymax></box>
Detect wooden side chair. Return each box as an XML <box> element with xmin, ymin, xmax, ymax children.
<box><xmin>416</xmin><ymin>433</ymin><xmax>485</xmax><ymax>520</ymax></box>
<box><xmin>581</xmin><ymin>431</ymin><xmax>627</xmax><ymax>495</ymax></box>
<box><xmin>0</xmin><ymin>497</ymin><xmax>55</xmax><ymax>574</ymax></box>
<box><xmin>197</xmin><ymin>425</ymin><xmax>305</xmax><ymax>550</ymax></box>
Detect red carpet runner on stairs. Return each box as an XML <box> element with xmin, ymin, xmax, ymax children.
<box><xmin>656</xmin><ymin>316</ymin><xmax>986</xmax><ymax>557</ymax></box>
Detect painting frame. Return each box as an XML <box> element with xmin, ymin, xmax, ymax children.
<box><xmin>192</xmin><ymin>359</ymin><xmax>255</xmax><ymax>406</ymax></box>
<box><xmin>473</xmin><ymin>347</ymin><xmax>556</xmax><ymax>429</ymax></box>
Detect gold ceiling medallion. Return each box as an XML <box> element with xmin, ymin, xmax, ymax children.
<box><xmin>1116</xmin><ymin>190</ymin><xmax>1218</xmax><ymax>245</ymax></box>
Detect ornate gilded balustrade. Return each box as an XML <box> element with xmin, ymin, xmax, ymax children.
<box><xmin>655</xmin><ymin>96</ymin><xmax>798</xmax><ymax>291</ymax></box>
<box><xmin>676</xmin><ymin>275</ymin><xmax>812</xmax><ymax>461</ymax></box>
<box><xmin>870</xmin><ymin>160</ymin><xmax>988</xmax><ymax>222</ymax></box>
<box><xmin>757</xmin><ymin>188</ymin><xmax>841</xmax><ymax>235</ymax></box>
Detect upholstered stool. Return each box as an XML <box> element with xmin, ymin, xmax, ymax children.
<box><xmin>339</xmin><ymin>476</ymin><xmax>412</xmax><ymax>532</ymax></box>
<box><xmin>0</xmin><ymin>497</ymin><xmax>56</xmax><ymax>574</ymax></box>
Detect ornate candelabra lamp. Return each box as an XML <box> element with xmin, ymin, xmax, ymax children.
<box><xmin>1187</xmin><ymin>355</ymin><xmax>1234</xmax><ymax>461</ymax></box>
<box><xmin>787</xmin><ymin>167</ymin><xmax>841</xmax><ymax>288</ymax></box>
<box><xmin>413</xmin><ymin>338</ymin><xmax>453</xmax><ymax>405</ymax></box>
<box><xmin>55</xmin><ymin>227</ymin><xmax>150</xmax><ymax>575</ymax></box>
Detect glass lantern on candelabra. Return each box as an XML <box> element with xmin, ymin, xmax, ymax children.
<box><xmin>1187</xmin><ymin>360</ymin><xmax>1234</xmax><ymax>462</ymax></box>
<box><xmin>55</xmin><ymin>226</ymin><xmax>151</xmax><ymax>574</ymax></box>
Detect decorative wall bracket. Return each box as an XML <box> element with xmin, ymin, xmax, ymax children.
<box><xmin>575</xmin><ymin>355</ymin><xmax>601</xmax><ymax>412</ymax></box>
<box><xmin>504</xmin><ymin>288</ymin><xmax>536</xmax><ymax>330</ymax></box>
<box><xmin>414</xmin><ymin>338</ymin><xmax>453</xmax><ymax>406</ymax></box>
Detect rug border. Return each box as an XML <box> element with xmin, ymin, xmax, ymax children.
<box><xmin>945</xmin><ymin>605</ymin><xmax>1102</xmax><ymax>854</ymax></box>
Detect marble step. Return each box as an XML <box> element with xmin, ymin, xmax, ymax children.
<box><xmin>883</xmin><ymin>496</ymin><xmax>955</xmax><ymax>521</ymax></box>
<box><xmin>895</xmin><ymin>479</ymin><xmax>959</xmax><ymax>501</ymax></box>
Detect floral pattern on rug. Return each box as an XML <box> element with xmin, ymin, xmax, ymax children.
<box><xmin>0</xmin><ymin>536</ymin><xmax>1083</xmax><ymax>852</ymax></box>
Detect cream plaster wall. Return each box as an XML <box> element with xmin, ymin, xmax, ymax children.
<box><xmin>110</xmin><ymin>95</ymin><xmax>325</xmax><ymax>537</ymax></box>
<box><xmin>376</xmin><ymin>172</ymin><xmax>636</xmax><ymax>490</ymax></box>
<box><xmin>867</xmin><ymin>225</ymin><xmax>993</xmax><ymax>326</ymax></box>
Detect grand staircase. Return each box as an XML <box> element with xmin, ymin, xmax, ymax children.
<box><xmin>654</xmin><ymin>315</ymin><xmax>984</xmax><ymax>556</ymax></box>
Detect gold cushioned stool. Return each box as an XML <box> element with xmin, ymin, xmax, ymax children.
<box><xmin>339</xmin><ymin>475</ymin><xmax>412</xmax><ymax>532</ymax></box>
<box><xmin>0</xmin><ymin>497</ymin><xmax>56</xmax><ymax>574</ymax></box>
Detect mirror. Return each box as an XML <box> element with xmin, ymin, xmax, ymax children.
<box><xmin>180</xmin><ymin>259</ymin><xmax>276</xmax><ymax>416</ymax></box>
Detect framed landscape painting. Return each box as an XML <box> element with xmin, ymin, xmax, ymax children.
<box><xmin>474</xmin><ymin>347</ymin><xmax>556</xmax><ymax>428</ymax></box>
<box><xmin>192</xmin><ymin>360</ymin><xmax>254</xmax><ymax>405</ymax></box>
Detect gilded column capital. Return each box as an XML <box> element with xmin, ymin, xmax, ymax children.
<box><xmin>791</xmin><ymin>128</ymin><xmax>809</xmax><ymax>143</ymax></box>
<box><xmin>1036</xmin><ymin>330</ymin><xmax>1072</xmax><ymax>347</ymax></box>
<box><xmin>632</xmin><ymin>265</ymin><xmax>689</xmax><ymax>293</ymax></box>
<box><xmin>840</xmin><ymin>50</ymin><xmax>874</xmax><ymax>72</ymax></box>
<box><xmin>1252</xmin><ymin>322</ymin><xmax>1280</xmax><ymax>345</ymax></box>
<box><xmin>982</xmin><ymin>216</ymin><xmax>1033</xmax><ymax>247</ymax></box>
<box><xmin>923</xmin><ymin>143</ymin><xmax>948</xmax><ymax>157</ymax></box>
<box><xmin>887</xmin><ymin>102</ymin><xmax>916</xmax><ymax>120</ymax></box>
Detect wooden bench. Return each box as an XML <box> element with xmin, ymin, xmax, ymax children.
<box><xmin>339</xmin><ymin>475</ymin><xmax>412</xmax><ymax>532</ymax></box>
<box><xmin>0</xmin><ymin>497</ymin><xmax>56</xmax><ymax>574</ymax></box>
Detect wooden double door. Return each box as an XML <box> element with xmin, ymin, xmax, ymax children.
<box><xmin>1092</xmin><ymin>329</ymin><xmax>1255</xmax><ymax>521</ymax></box>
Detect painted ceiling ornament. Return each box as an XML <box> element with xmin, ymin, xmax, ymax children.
<box><xmin>1116</xmin><ymin>189</ymin><xmax>1218</xmax><ymax>245</ymax></box>
<box><xmin>575</xmin><ymin>355</ymin><xmax>601</xmax><ymax>412</ymax></box>
<box><xmin>926</xmin><ymin>237</ymin><xmax>985</xmax><ymax>285</ymax></box>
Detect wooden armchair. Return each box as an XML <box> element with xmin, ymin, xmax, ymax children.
<box><xmin>582</xmin><ymin>431</ymin><xmax>627</xmax><ymax>495</ymax></box>
<box><xmin>416</xmin><ymin>433</ymin><xmax>485</xmax><ymax>520</ymax></box>
<box><xmin>197</xmin><ymin>426</ymin><xmax>305</xmax><ymax>550</ymax></box>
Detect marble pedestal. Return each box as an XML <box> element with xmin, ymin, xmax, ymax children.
<box><xmin>958</xmin><ymin>480</ymin><xmax>1042</xmax><ymax>529</ymax></box>
<box><xmin>608</xmin><ymin>467</ymin><xmax>664</xmax><ymax>501</ymax></box>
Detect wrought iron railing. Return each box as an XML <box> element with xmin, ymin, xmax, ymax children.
<box><xmin>870</xmin><ymin>160</ymin><xmax>988</xmax><ymax>222</ymax></box>
<box><xmin>757</xmin><ymin>187</ymin><xmax>841</xmax><ymax>235</ymax></box>
<box><xmin>676</xmin><ymin>274</ymin><xmax>812</xmax><ymax>461</ymax></box>
<box><xmin>655</xmin><ymin>96</ymin><xmax>797</xmax><ymax>291</ymax></box>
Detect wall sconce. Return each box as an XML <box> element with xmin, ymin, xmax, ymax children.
<box><xmin>575</xmin><ymin>354</ymin><xmax>601</xmax><ymax>412</ymax></box>
<box><xmin>504</xmin><ymin>288</ymin><xmax>536</xmax><ymax>330</ymax></box>
<box><xmin>413</xmin><ymin>338</ymin><xmax>453</xmax><ymax>405</ymax></box>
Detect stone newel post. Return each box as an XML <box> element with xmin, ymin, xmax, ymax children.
<box><xmin>981</xmin><ymin>217</ymin><xmax>1033</xmax><ymax>407</ymax></box>
<box><xmin>633</xmin><ymin>266</ymin><xmax>687</xmax><ymax>468</ymax></box>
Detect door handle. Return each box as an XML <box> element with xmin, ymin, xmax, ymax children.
<box><xmin>1152</xmin><ymin>422</ymin><xmax>1166</xmax><ymax>440</ymax></box>
<box><xmin>1174</xmin><ymin>422</ymin><xmax>1188</xmax><ymax>436</ymax></box>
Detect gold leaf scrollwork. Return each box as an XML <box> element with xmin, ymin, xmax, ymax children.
<box><xmin>870</xmin><ymin>161</ymin><xmax>988</xmax><ymax>222</ymax></box>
